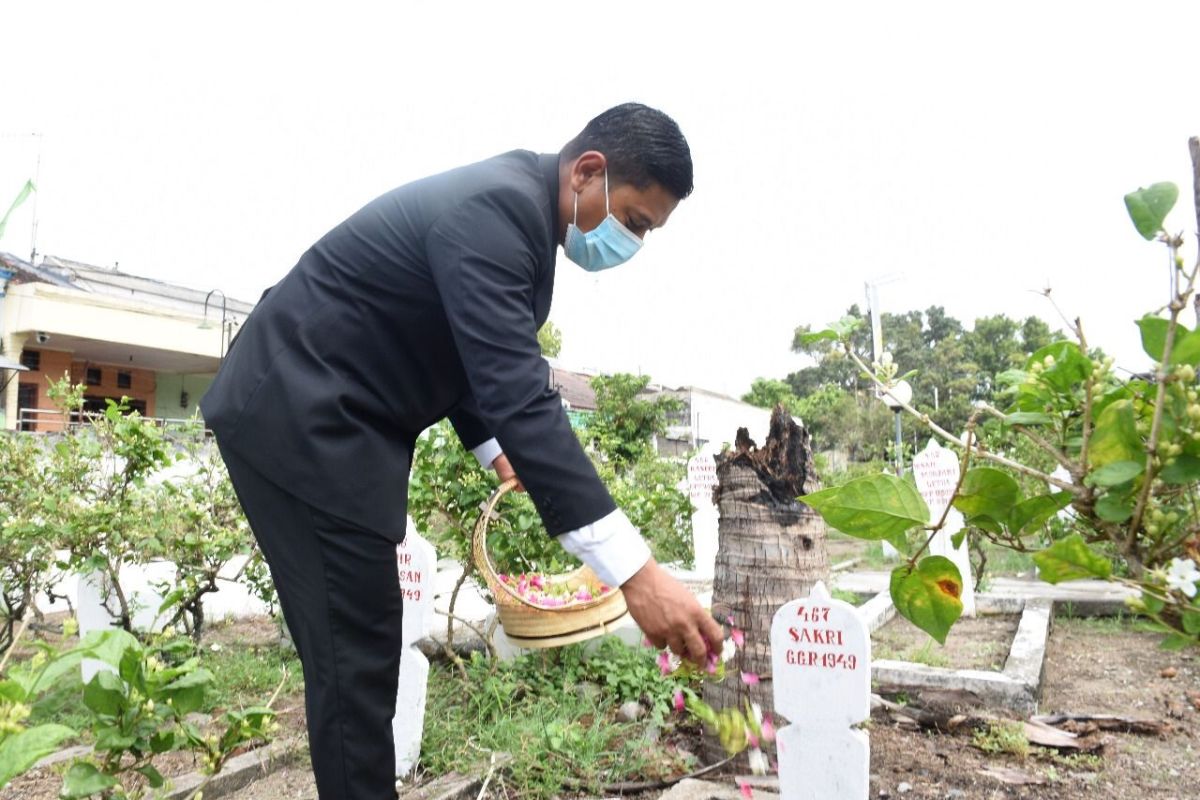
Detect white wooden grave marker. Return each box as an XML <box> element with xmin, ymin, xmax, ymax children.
<box><xmin>771</xmin><ymin>581</ymin><xmax>870</xmax><ymax>800</ymax></box>
<box><xmin>392</xmin><ymin>523</ymin><xmax>436</xmax><ymax>777</ymax></box>
<box><xmin>686</xmin><ymin>448</ymin><xmax>720</xmax><ymax>578</ymax></box>
<box><xmin>911</xmin><ymin>439</ymin><xmax>976</xmax><ymax>616</ymax></box>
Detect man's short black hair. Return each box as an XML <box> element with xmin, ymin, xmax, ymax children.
<box><xmin>561</xmin><ymin>103</ymin><xmax>693</xmax><ymax>200</ymax></box>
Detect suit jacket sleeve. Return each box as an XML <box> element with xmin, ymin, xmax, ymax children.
<box><xmin>447</xmin><ymin>390</ymin><xmax>492</xmax><ymax>452</ymax></box>
<box><xmin>427</xmin><ymin>188</ymin><xmax>616</xmax><ymax>535</ymax></box>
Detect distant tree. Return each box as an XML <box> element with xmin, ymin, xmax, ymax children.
<box><xmin>741</xmin><ymin>378</ymin><xmax>803</xmax><ymax>415</ymax></box>
<box><xmin>537</xmin><ymin>320</ymin><xmax>563</xmax><ymax>357</ymax></box>
<box><xmin>784</xmin><ymin>306</ymin><xmax>1061</xmax><ymax>459</ymax></box>
<box><xmin>586</xmin><ymin>373</ymin><xmax>681</xmax><ymax>471</ymax></box>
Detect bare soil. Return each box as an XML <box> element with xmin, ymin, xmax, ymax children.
<box><xmin>873</xmin><ymin>613</ymin><xmax>1020</xmax><ymax>672</ymax></box>
<box><xmin>865</xmin><ymin>617</ymin><xmax>1200</xmax><ymax>800</ymax></box>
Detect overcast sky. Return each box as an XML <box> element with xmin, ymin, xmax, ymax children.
<box><xmin>3</xmin><ymin>1</ymin><xmax>1199</xmax><ymax>398</ymax></box>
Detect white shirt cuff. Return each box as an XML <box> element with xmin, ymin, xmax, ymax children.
<box><xmin>557</xmin><ymin>508</ymin><xmax>652</xmax><ymax>588</ymax></box>
<box><xmin>471</xmin><ymin>438</ymin><xmax>503</xmax><ymax>469</ymax></box>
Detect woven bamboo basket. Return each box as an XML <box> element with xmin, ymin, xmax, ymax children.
<box><xmin>471</xmin><ymin>478</ymin><xmax>629</xmax><ymax>648</ymax></box>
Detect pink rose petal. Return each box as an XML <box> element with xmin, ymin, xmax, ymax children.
<box><xmin>731</xmin><ymin>628</ymin><xmax>745</xmax><ymax>648</ymax></box>
<box><xmin>740</xmin><ymin>671</ymin><xmax>760</xmax><ymax>685</ymax></box>
<box><xmin>673</xmin><ymin>689</ymin><xmax>685</xmax><ymax>713</ymax></box>
<box><xmin>761</xmin><ymin>717</ymin><xmax>776</xmax><ymax>742</ymax></box>
<box><xmin>736</xmin><ymin>779</ymin><xmax>753</xmax><ymax>799</ymax></box>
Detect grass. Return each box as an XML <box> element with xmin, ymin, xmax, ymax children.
<box><xmin>420</xmin><ymin>641</ymin><xmax>701</xmax><ymax>799</ymax></box>
<box><xmin>202</xmin><ymin>639</ymin><xmax>304</xmax><ymax>711</ymax></box>
<box><xmin>874</xmin><ymin>637</ymin><xmax>951</xmax><ymax>668</ymax></box>
<box><xmin>972</xmin><ymin>719</ymin><xmax>1030</xmax><ymax>758</ymax></box>
<box><xmin>24</xmin><ymin>623</ymin><xmax>304</xmax><ymax>740</ymax></box>
<box><xmin>1052</xmin><ymin>612</ymin><xmax>1141</xmax><ymax>634</ymax></box>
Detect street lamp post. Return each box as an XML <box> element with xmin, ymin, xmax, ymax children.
<box><xmin>200</xmin><ymin>289</ymin><xmax>230</xmax><ymax>359</ymax></box>
<box><xmin>880</xmin><ymin>379</ymin><xmax>913</xmax><ymax>477</ymax></box>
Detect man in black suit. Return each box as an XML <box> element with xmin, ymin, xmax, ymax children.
<box><xmin>201</xmin><ymin>103</ymin><xmax>724</xmax><ymax>798</ymax></box>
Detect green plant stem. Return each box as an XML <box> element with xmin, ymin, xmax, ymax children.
<box><xmin>0</xmin><ymin>616</ymin><xmax>31</xmax><ymax>674</ymax></box>
<box><xmin>979</xmin><ymin>404</ymin><xmax>1077</xmax><ymax>477</ymax></box>
<box><xmin>844</xmin><ymin>347</ymin><xmax>1082</xmax><ymax>496</ymax></box>
<box><xmin>1129</xmin><ymin>248</ymin><xmax>1198</xmax><ymax>539</ymax></box>
<box><xmin>1078</xmin><ymin>321</ymin><xmax>1096</xmax><ymax>478</ymax></box>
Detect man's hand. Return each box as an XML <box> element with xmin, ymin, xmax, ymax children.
<box><xmin>492</xmin><ymin>454</ymin><xmax>525</xmax><ymax>492</ymax></box>
<box><xmin>621</xmin><ymin>557</ymin><xmax>724</xmax><ymax>667</ymax></box>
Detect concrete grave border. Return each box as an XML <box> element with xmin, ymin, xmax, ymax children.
<box><xmin>854</xmin><ymin>591</ymin><xmax>1053</xmax><ymax>715</ymax></box>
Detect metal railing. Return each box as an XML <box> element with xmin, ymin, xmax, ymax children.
<box><xmin>15</xmin><ymin>407</ymin><xmax>211</xmax><ymax>436</ymax></box>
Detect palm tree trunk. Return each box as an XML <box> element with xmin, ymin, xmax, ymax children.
<box><xmin>702</xmin><ymin>406</ymin><xmax>829</xmax><ymax>763</ymax></box>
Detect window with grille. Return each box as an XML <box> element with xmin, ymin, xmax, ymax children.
<box><xmin>86</xmin><ymin>367</ymin><xmax>102</xmax><ymax>386</ymax></box>
<box><xmin>117</xmin><ymin>371</ymin><xmax>132</xmax><ymax>389</ymax></box>
<box><xmin>19</xmin><ymin>349</ymin><xmax>40</xmax><ymax>370</ymax></box>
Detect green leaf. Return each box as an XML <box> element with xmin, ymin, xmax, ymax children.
<box><xmin>157</xmin><ymin>587</ymin><xmax>187</xmax><ymax>615</ymax></box>
<box><xmin>996</xmin><ymin>369</ymin><xmax>1029</xmax><ymax>388</ymax></box>
<box><xmin>798</xmin><ymin>329</ymin><xmax>839</xmax><ymax>347</ymax></box>
<box><xmin>0</xmin><ymin>179</ymin><xmax>36</xmax><ymax>240</ymax></box>
<box><xmin>1085</xmin><ymin>460</ymin><xmax>1145</xmax><ymax>488</ymax></box>
<box><xmin>1027</xmin><ymin>342</ymin><xmax>1092</xmax><ymax>394</ymax></box>
<box><xmin>1089</xmin><ymin>400</ymin><xmax>1143</xmax><ymax>468</ymax></box>
<box><xmin>802</xmin><ymin>475</ymin><xmax>930</xmax><ymax>543</ymax></box>
<box><xmin>161</xmin><ymin>668</ymin><xmax>213</xmax><ymax>716</ymax></box>
<box><xmin>953</xmin><ymin>468</ymin><xmax>1019</xmax><ymax>533</ymax></box>
<box><xmin>82</xmin><ymin>670</ymin><xmax>125</xmax><ymax>717</ymax></box>
<box><xmin>1181</xmin><ymin>608</ymin><xmax>1200</xmax><ymax>636</ymax></box>
<box><xmin>1008</xmin><ymin>492</ymin><xmax>1073</xmax><ymax>533</ymax></box>
<box><xmin>0</xmin><ymin>724</ymin><xmax>75</xmax><ymax>788</ymax></box>
<box><xmin>79</xmin><ymin>629</ymin><xmax>141</xmax><ymax>670</ymax></box>
<box><xmin>1004</xmin><ymin>412</ymin><xmax>1056</xmax><ymax>426</ymax></box>
<box><xmin>1095</xmin><ymin>493</ymin><xmax>1134</xmax><ymax>523</ymax></box>
<box><xmin>1139</xmin><ymin>316</ymin><xmax>1200</xmax><ymax>366</ymax></box>
<box><xmin>1141</xmin><ymin>593</ymin><xmax>1165</xmax><ymax>616</ymax></box>
<box><xmin>1032</xmin><ymin>534</ymin><xmax>1112</xmax><ymax>583</ymax></box>
<box><xmin>830</xmin><ymin>315</ymin><xmax>864</xmax><ymax>338</ymax></box>
<box><xmin>59</xmin><ymin>761</ymin><xmax>118</xmax><ymax>799</ymax></box>
<box><xmin>0</xmin><ymin>680</ymin><xmax>23</xmax><ymax>703</ymax></box>
<box><xmin>93</xmin><ymin>725</ymin><xmax>137</xmax><ymax>752</ymax></box>
<box><xmin>149</xmin><ymin>730</ymin><xmax>176</xmax><ymax>754</ymax></box>
<box><xmin>1124</xmin><ymin>181</ymin><xmax>1178</xmax><ymax>240</ymax></box>
<box><xmin>135</xmin><ymin>764</ymin><xmax>165</xmax><ymax>789</ymax></box>
<box><xmin>1159</xmin><ymin>634</ymin><xmax>1194</xmax><ymax>651</ymax></box>
<box><xmin>1161</xmin><ymin>455</ymin><xmax>1200</xmax><ymax>485</ymax></box>
<box><xmin>1171</xmin><ymin>329</ymin><xmax>1200</xmax><ymax>367</ymax></box>
<box><xmin>889</xmin><ymin>556</ymin><xmax>964</xmax><ymax>645</ymax></box>
<box><xmin>950</xmin><ymin>529</ymin><xmax>968</xmax><ymax>550</ymax></box>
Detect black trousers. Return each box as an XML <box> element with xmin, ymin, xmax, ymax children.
<box><xmin>218</xmin><ymin>441</ymin><xmax>404</xmax><ymax>799</ymax></box>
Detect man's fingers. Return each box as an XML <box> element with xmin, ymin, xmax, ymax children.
<box><xmin>701</xmin><ymin>615</ymin><xmax>725</xmax><ymax>649</ymax></box>
<box><xmin>682</xmin><ymin>627</ymin><xmax>708</xmax><ymax>666</ymax></box>
<box><xmin>667</xmin><ymin>635</ymin><xmax>686</xmax><ymax>661</ymax></box>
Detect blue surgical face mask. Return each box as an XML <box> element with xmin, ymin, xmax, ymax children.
<box><xmin>563</xmin><ymin>170</ymin><xmax>643</xmax><ymax>272</ymax></box>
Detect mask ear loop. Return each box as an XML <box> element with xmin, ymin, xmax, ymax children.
<box><xmin>572</xmin><ymin>189</ymin><xmax>579</xmax><ymax>225</ymax></box>
<box><xmin>604</xmin><ymin>168</ymin><xmax>611</xmax><ymax>216</ymax></box>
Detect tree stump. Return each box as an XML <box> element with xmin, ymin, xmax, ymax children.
<box><xmin>701</xmin><ymin>405</ymin><xmax>829</xmax><ymax>763</ymax></box>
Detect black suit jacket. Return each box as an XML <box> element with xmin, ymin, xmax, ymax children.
<box><xmin>201</xmin><ymin>151</ymin><xmax>615</xmax><ymax>541</ymax></box>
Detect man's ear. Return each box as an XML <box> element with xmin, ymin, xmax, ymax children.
<box><xmin>569</xmin><ymin>150</ymin><xmax>607</xmax><ymax>193</ymax></box>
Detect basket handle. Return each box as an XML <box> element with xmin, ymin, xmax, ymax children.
<box><xmin>471</xmin><ymin>478</ymin><xmax>551</xmax><ymax>609</ymax></box>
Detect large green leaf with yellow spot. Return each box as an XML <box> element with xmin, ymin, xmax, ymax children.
<box><xmin>889</xmin><ymin>556</ymin><xmax>964</xmax><ymax>644</ymax></box>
